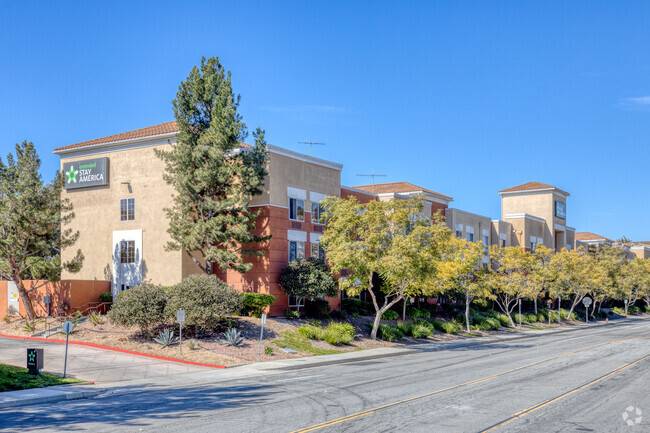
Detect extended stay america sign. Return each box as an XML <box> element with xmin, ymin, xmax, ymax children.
<box><xmin>63</xmin><ymin>157</ymin><xmax>109</xmax><ymax>189</ymax></box>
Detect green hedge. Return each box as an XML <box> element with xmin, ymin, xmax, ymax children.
<box><xmin>241</xmin><ymin>293</ymin><xmax>275</xmax><ymax>318</ymax></box>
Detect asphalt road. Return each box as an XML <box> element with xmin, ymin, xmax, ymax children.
<box><xmin>2</xmin><ymin>318</ymin><xmax>649</xmax><ymax>433</ymax></box>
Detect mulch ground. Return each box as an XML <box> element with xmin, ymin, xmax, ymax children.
<box><xmin>0</xmin><ymin>314</ymin><xmax>585</xmax><ymax>367</ymax></box>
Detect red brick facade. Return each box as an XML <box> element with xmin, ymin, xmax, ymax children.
<box><xmin>216</xmin><ymin>205</ymin><xmax>340</xmax><ymax>316</ymax></box>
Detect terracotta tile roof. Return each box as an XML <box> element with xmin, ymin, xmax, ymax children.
<box><xmin>54</xmin><ymin>121</ymin><xmax>179</xmax><ymax>152</ymax></box>
<box><xmin>498</xmin><ymin>181</ymin><xmax>569</xmax><ymax>196</ymax></box>
<box><xmin>353</xmin><ymin>181</ymin><xmax>453</xmax><ymax>200</ymax></box>
<box><xmin>575</xmin><ymin>232</ymin><xmax>613</xmax><ymax>242</ymax></box>
<box><xmin>54</xmin><ymin>121</ymin><xmax>252</xmax><ymax>152</ymax></box>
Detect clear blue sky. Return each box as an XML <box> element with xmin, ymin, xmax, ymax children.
<box><xmin>2</xmin><ymin>1</ymin><xmax>649</xmax><ymax>240</ymax></box>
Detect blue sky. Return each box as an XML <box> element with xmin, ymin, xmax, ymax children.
<box><xmin>2</xmin><ymin>1</ymin><xmax>649</xmax><ymax>240</ymax></box>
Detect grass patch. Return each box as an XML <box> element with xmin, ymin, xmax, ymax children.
<box><xmin>0</xmin><ymin>363</ymin><xmax>82</xmax><ymax>392</ymax></box>
<box><xmin>273</xmin><ymin>331</ymin><xmax>344</xmax><ymax>356</ymax></box>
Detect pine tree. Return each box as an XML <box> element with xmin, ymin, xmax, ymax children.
<box><xmin>156</xmin><ymin>57</ymin><xmax>269</xmax><ymax>274</ymax></box>
<box><xmin>0</xmin><ymin>142</ymin><xmax>84</xmax><ymax>320</ymax></box>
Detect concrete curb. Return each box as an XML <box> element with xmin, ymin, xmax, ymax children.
<box><xmin>0</xmin><ymin>384</ymin><xmax>105</xmax><ymax>410</ymax></box>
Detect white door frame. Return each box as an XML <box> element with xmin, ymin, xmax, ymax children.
<box><xmin>112</xmin><ymin>229</ymin><xmax>143</xmax><ymax>296</ymax></box>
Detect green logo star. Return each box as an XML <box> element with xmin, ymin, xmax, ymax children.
<box><xmin>66</xmin><ymin>166</ymin><xmax>78</xmax><ymax>184</ymax></box>
<box><xmin>28</xmin><ymin>352</ymin><xmax>36</xmax><ymax>362</ymax></box>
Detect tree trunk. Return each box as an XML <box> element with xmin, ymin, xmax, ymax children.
<box><xmin>567</xmin><ymin>298</ymin><xmax>580</xmax><ymax>319</ymax></box>
<box><xmin>534</xmin><ymin>297</ymin><xmax>538</xmax><ymax>315</ymax></box>
<box><xmin>465</xmin><ymin>289</ymin><xmax>471</xmax><ymax>333</ymax></box>
<box><xmin>370</xmin><ymin>296</ymin><xmax>403</xmax><ymax>340</ymax></box>
<box><xmin>13</xmin><ymin>275</ymin><xmax>36</xmax><ymax>320</ymax></box>
<box><xmin>402</xmin><ymin>298</ymin><xmax>407</xmax><ymax>321</ymax></box>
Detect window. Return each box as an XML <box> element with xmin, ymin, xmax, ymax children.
<box><xmin>467</xmin><ymin>232</ymin><xmax>474</xmax><ymax>242</ymax></box>
<box><xmin>289</xmin><ymin>198</ymin><xmax>304</xmax><ymax>221</ymax></box>
<box><xmin>120</xmin><ymin>198</ymin><xmax>135</xmax><ymax>221</ymax></box>
<box><xmin>311</xmin><ymin>202</ymin><xmax>324</xmax><ymax>224</ymax></box>
<box><xmin>120</xmin><ymin>240</ymin><xmax>135</xmax><ymax>264</ymax></box>
<box><xmin>482</xmin><ymin>235</ymin><xmax>489</xmax><ymax>245</ymax></box>
<box><xmin>501</xmin><ymin>239</ymin><xmax>506</xmax><ymax>248</ymax></box>
<box><xmin>289</xmin><ymin>240</ymin><xmax>305</xmax><ymax>262</ymax></box>
<box><xmin>530</xmin><ymin>241</ymin><xmax>537</xmax><ymax>252</ymax></box>
<box><xmin>311</xmin><ymin>243</ymin><xmax>326</xmax><ymax>260</ymax></box>
<box><xmin>288</xmin><ymin>296</ymin><xmax>305</xmax><ymax>308</ymax></box>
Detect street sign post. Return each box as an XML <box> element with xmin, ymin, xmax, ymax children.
<box><xmin>258</xmin><ymin>314</ymin><xmax>267</xmax><ymax>362</ymax></box>
<box><xmin>582</xmin><ymin>297</ymin><xmax>592</xmax><ymax>323</ymax></box>
<box><xmin>177</xmin><ymin>309</ymin><xmax>185</xmax><ymax>356</ymax></box>
<box><xmin>43</xmin><ymin>296</ymin><xmax>51</xmax><ymax>317</ymax></box>
<box><xmin>62</xmin><ymin>320</ymin><xmax>73</xmax><ymax>378</ymax></box>
<box><xmin>624</xmin><ymin>299</ymin><xmax>629</xmax><ymax>316</ymax></box>
<box><xmin>27</xmin><ymin>348</ymin><xmax>43</xmax><ymax>374</ymax></box>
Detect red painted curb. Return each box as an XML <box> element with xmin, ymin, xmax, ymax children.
<box><xmin>0</xmin><ymin>333</ymin><xmax>227</xmax><ymax>369</ymax></box>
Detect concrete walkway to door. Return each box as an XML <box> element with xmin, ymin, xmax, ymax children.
<box><xmin>0</xmin><ymin>337</ymin><xmax>214</xmax><ymax>383</ymax></box>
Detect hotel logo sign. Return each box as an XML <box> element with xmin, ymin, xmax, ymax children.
<box><xmin>63</xmin><ymin>157</ymin><xmax>109</xmax><ymax>189</ymax></box>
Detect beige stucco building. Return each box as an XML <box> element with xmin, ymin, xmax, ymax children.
<box><xmin>498</xmin><ymin>182</ymin><xmax>576</xmax><ymax>252</ymax></box>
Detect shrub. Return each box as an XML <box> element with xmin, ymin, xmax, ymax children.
<box><xmin>283</xmin><ymin>309</ymin><xmax>301</xmax><ymax>319</ymax></box>
<box><xmin>241</xmin><ymin>293</ymin><xmax>275</xmax><ymax>318</ymax></box>
<box><xmin>495</xmin><ymin>313</ymin><xmax>512</xmax><ymax>327</ymax></box>
<box><xmin>473</xmin><ymin>317</ymin><xmax>500</xmax><ymax>331</ymax></box>
<box><xmin>411</xmin><ymin>324</ymin><xmax>433</xmax><ymax>338</ymax></box>
<box><xmin>166</xmin><ymin>275</ymin><xmax>242</xmax><ymax>329</ymax></box>
<box><xmin>611</xmin><ymin>307</ymin><xmax>625</xmax><ymax>316</ymax></box>
<box><xmin>381</xmin><ymin>309</ymin><xmax>399</xmax><ymax>321</ymax></box>
<box><xmin>407</xmin><ymin>307</ymin><xmax>430</xmax><ymax>320</ymax></box>
<box><xmin>431</xmin><ymin>319</ymin><xmax>462</xmax><ymax>334</ymax></box>
<box><xmin>329</xmin><ymin>310</ymin><xmax>347</xmax><ymax>320</ymax></box>
<box><xmin>377</xmin><ymin>324</ymin><xmax>404</xmax><ymax>342</ymax></box>
<box><xmin>98</xmin><ymin>291</ymin><xmax>113</xmax><ymax>303</ymax></box>
<box><xmin>188</xmin><ymin>340</ymin><xmax>198</xmax><ymax>350</ymax></box>
<box><xmin>297</xmin><ymin>325</ymin><xmax>322</xmax><ymax>340</ymax></box>
<box><xmin>341</xmin><ymin>298</ymin><xmax>374</xmax><ymax>316</ymax></box>
<box><xmin>321</xmin><ymin>322</ymin><xmax>355</xmax><ymax>345</ymax></box>
<box><xmin>108</xmin><ymin>282</ymin><xmax>167</xmax><ymax>332</ymax></box>
<box><xmin>645</xmin><ymin>305</ymin><xmax>650</xmax><ymax>313</ymax></box>
<box><xmin>304</xmin><ymin>299</ymin><xmax>330</xmax><ymax>319</ymax></box>
<box><xmin>264</xmin><ymin>346</ymin><xmax>274</xmax><ymax>356</ymax></box>
<box><xmin>522</xmin><ymin>313</ymin><xmax>536</xmax><ymax>323</ymax></box>
<box><xmin>628</xmin><ymin>306</ymin><xmax>640</xmax><ymax>315</ymax></box>
<box><xmin>396</xmin><ymin>321</ymin><xmax>412</xmax><ymax>335</ymax></box>
<box><xmin>280</xmin><ymin>258</ymin><xmax>338</xmax><ymax>300</ymax></box>
<box><xmin>537</xmin><ymin>309</ymin><xmax>549</xmax><ymax>320</ymax></box>
<box><xmin>512</xmin><ymin>313</ymin><xmax>529</xmax><ymax>324</ymax></box>
<box><xmin>441</xmin><ymin>321</ymin><xmax>462</xmax><ymax>334</ymax></box>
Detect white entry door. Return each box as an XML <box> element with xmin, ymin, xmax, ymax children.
<box><xmin>7</xmin><ymin>281</ymin><xmax>19</xmax><ymax>315</ymax></box>
<box><xmin>112</xmin><ymin>229</ymin><xmax>143</xmax><ymax>297</ymax></box>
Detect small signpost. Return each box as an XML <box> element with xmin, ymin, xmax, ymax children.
<box><xmin>62</xmin><ymin>320</ymin><xmax>73</xmax><ymax>378</ymax></box>
<box><xmin>258</xmin><ymin>314</ymin><xmax>267</xmax><ymax>362</ymax></box>
<box><xmin>177</xmin><ymin>309</ymin><xmax>185</xmax><ymax>356</ymax></box>
<box><xmin>558</xmin><ymin>296</ymin><xmax>562</xmax><ymax>324</ymax></box>
<box><xmin>27</xmin><ymin>348</ymin><xmax>43</xmax><ymax>374</ymax></box>
<box><xmin>624</xmin><ymin>299</ymin><xmax>629</xmax><ymax>316</ymax></box>
<box><xmin>582</xmin><ymin>297</ymin><xmax>592</xmax><ymax>323</ymax></box>
<box><xmin>43</xmin><ymin>296</ymin><xmax>51</xmax><ymax>317</ymax></box>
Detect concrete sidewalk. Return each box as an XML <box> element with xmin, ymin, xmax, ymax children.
<box><xmin>0</xmin><ymin>337</ymin><xmax>213</xmax><ymax>384</ymax></box>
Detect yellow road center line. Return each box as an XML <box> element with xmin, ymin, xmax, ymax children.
<box><xmin>289</xmin><ymin>337</ymin><xmax>649</xmax><ymax>433</ymax></box>
<box><xmin>479</xmin><ymin>354</ymin><xmax>650</xmax><ymax>432</ymax></box>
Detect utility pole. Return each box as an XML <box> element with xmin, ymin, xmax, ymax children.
<box><xmin>298</xmin><ymin>141</ymin><xmax>326</xmax><ymax>155</ymax></box>
<box><xmin>356</xmin><ymin>168</ymin><xmax>387</xmax><ymax>184</ymax></box>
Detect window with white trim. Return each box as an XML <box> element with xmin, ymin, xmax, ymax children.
<box><xmin>120</xmin><ymin>198</ymin><xmax>135</xmax><ymax>221</ymax></box>
<box><xmin>311</xmin><ymin>201</ymin><xmax>324</xmax><ymax>224</ymax></box>
<box><xmin>289</xmin><ymin>240</ymin><xmax>305</xmax><ymax>262</ymax></box>
<box><xmin>311</xmin><ymin>243</ymin><xmax>326</xmax><ymax>260</ymax></box>
<box><xmin>455</xmin><ymin>224</ymin><xmax>463</xmax><ymax>238</ymax></box>
<box><xmin>289</xmin><ymin>198</ymin><xmax>304</xmax><ymax>221</ymax></box>
<box><xmin>288</xmin><ymin>296</ymin><xmax>305</xmax><ymax>308</ymax></box>
<box><xmin>501</xmin><ymin>239</ymin><xmax>506</xmax><ymax>248</ymax></box>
